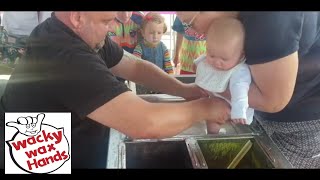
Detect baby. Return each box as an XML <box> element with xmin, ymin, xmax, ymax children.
<box><xmin>194</xmin><ymin>17</ymin><xmax>254</xmax><ymax>134</ymax></box>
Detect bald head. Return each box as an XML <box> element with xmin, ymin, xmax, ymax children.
<box><xmin>54</xmin><ymin>11</ymin><xmax>116</xmax><ymax>50</ymax></box>
<box><xmin>205</xmin><ymin>17</ymin><xmax>245</xmax><ymax>70</ymax></box>
<box><xmin>55</xmin><ymin>12</ymin><xmax>116</xmax><ymax>29</ymax></box>
<box><xmin>207</xmin><ymin>17</ymin><xmax>245</xmax><ymax>52</ymax></box>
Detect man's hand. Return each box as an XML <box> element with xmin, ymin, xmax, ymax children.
<box><xmin>180</xmin><ymin>83</ymin><xmax>210</xmax><ymax>101</ymax></box>
<box><xmin>201</xmin><ymin>97</ymin><xmax>231</xmax><ymax>125</ymax></box>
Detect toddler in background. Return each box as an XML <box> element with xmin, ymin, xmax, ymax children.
<box><xmin>133</xmin><ymin>12</ymin><xmax>173</xmax><ymax>74</ymax></box>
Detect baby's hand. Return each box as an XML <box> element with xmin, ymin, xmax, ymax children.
<box><xmin>232</xmin><ymin>118</ymin><xmax>246</xmax><ymax>125</ymax></box>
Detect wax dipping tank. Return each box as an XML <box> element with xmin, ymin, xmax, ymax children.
<box><xmin>111</xmin><ymin>93</ymin><xmax>293</xmax><ymax>169</ymax></box>
<box><xmin>118</xmin><ymin>134</ymin><xmax>292</xmax><ymax>169</ymax></box>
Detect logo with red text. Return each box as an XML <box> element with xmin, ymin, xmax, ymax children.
<box><xmin>5</xmin><ymin>113</ymin><xmax>71</xmax><ymax>174</ymax></box>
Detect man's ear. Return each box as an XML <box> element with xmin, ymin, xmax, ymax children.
<box><xmin>69</xmin><ymin>12</ymin><xmax>82</xmax><ymax>29</ymax></box>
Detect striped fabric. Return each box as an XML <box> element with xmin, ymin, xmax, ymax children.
<box><xmin>107</xmin><ymin>12</ymin><xmax>143</xmax><ymax>54</ymax></box>
<box><xmin>133</xmin><ymin>42</ymin><xmax>173</xmax><ymax>74</ymax></box>
<box><xmin>132</xmin><ymin>44</ymin><xmax>142</xmax><ymax>57</ymax></box>
<box><xmin>163</xmin><ymin>48</ymin><xmax>173</xmax><ymax>74</ymax></box>
<box><xmin>179</xmin><ymin>37</ymin><xmax>206</xmax><ymax>73</ymax></box>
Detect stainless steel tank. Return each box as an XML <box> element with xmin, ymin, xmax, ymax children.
<box><xmin>114</xmin><ymin>93</ymin><xmax>293</xmax><ymax>169</ymax></box>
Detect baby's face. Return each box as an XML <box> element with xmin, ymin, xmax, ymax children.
<box><xmin>206</xmin><ymin>42</ymin><xmax>243</xmax><ymax>70</ymax></box>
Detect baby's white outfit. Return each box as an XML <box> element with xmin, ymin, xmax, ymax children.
<box><xmin>194</xmin><ymin>54</ymin><xmax>254</xmax><ymax>124</ymax></box>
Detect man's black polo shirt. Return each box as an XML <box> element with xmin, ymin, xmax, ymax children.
<box><xmin>1</xmin><ymin>14</ymin><xmax>129</xmax><ymax>168</ymax></box>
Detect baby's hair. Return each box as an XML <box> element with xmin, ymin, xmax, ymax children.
<box><xmin>141</xmin><ymin>12</ymin><xmax>167</xmax><ymax>33</ymax></box>
<box><xmin>207</xmin><ymin>17</ymin><xmax>245</xmax><ymax>51</ymax></box>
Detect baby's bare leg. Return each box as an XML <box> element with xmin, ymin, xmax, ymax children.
<box><xmin>206</xmin><ymin>121</ymin><xmax>221</xmax><ymax>134</ymax></box>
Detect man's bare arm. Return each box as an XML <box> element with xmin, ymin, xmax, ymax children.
<box><xmin>111</xmin><ymin>51</ymin><xmax>203</xmax><ymax>99</ymax></box>
<box><xmin>88</xmin><ymin>91</ymin><xmax>230</xmax><ymax>139</ymax></box>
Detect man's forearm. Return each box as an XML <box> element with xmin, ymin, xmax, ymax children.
<box><xmin>88</xmin><ymin>91</ymin><xmax>229</xmax><ymax>139</ymax></box>
<box><xmin>134</xmin><ymin>60</ymin><xmax>185</xmax><ymax>96</ymax></box>
<box><xmin>122</xmin><ymin>51</ymin><xmax>184</xmax><ymax>95</ymax></box>
<box><xmin>141</xmin><ymin>97</ymin><xmax>228</xmax><ymax>139</ymax></box>
<box><xmin>141</xmin><ymin>100</ymin><xmax>205</xmax><ymax>138</ymax></box>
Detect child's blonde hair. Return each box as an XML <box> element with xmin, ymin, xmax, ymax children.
<box><xmin>141</xmin><ymin>12</ymin><xmax>167</xmax><ymax>33</ymax></box>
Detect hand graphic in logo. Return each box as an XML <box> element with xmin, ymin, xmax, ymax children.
<box><xmin>6</xmin><ymin>113</ymin><xmax>45</xmax><ymax>136</ymax></box>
